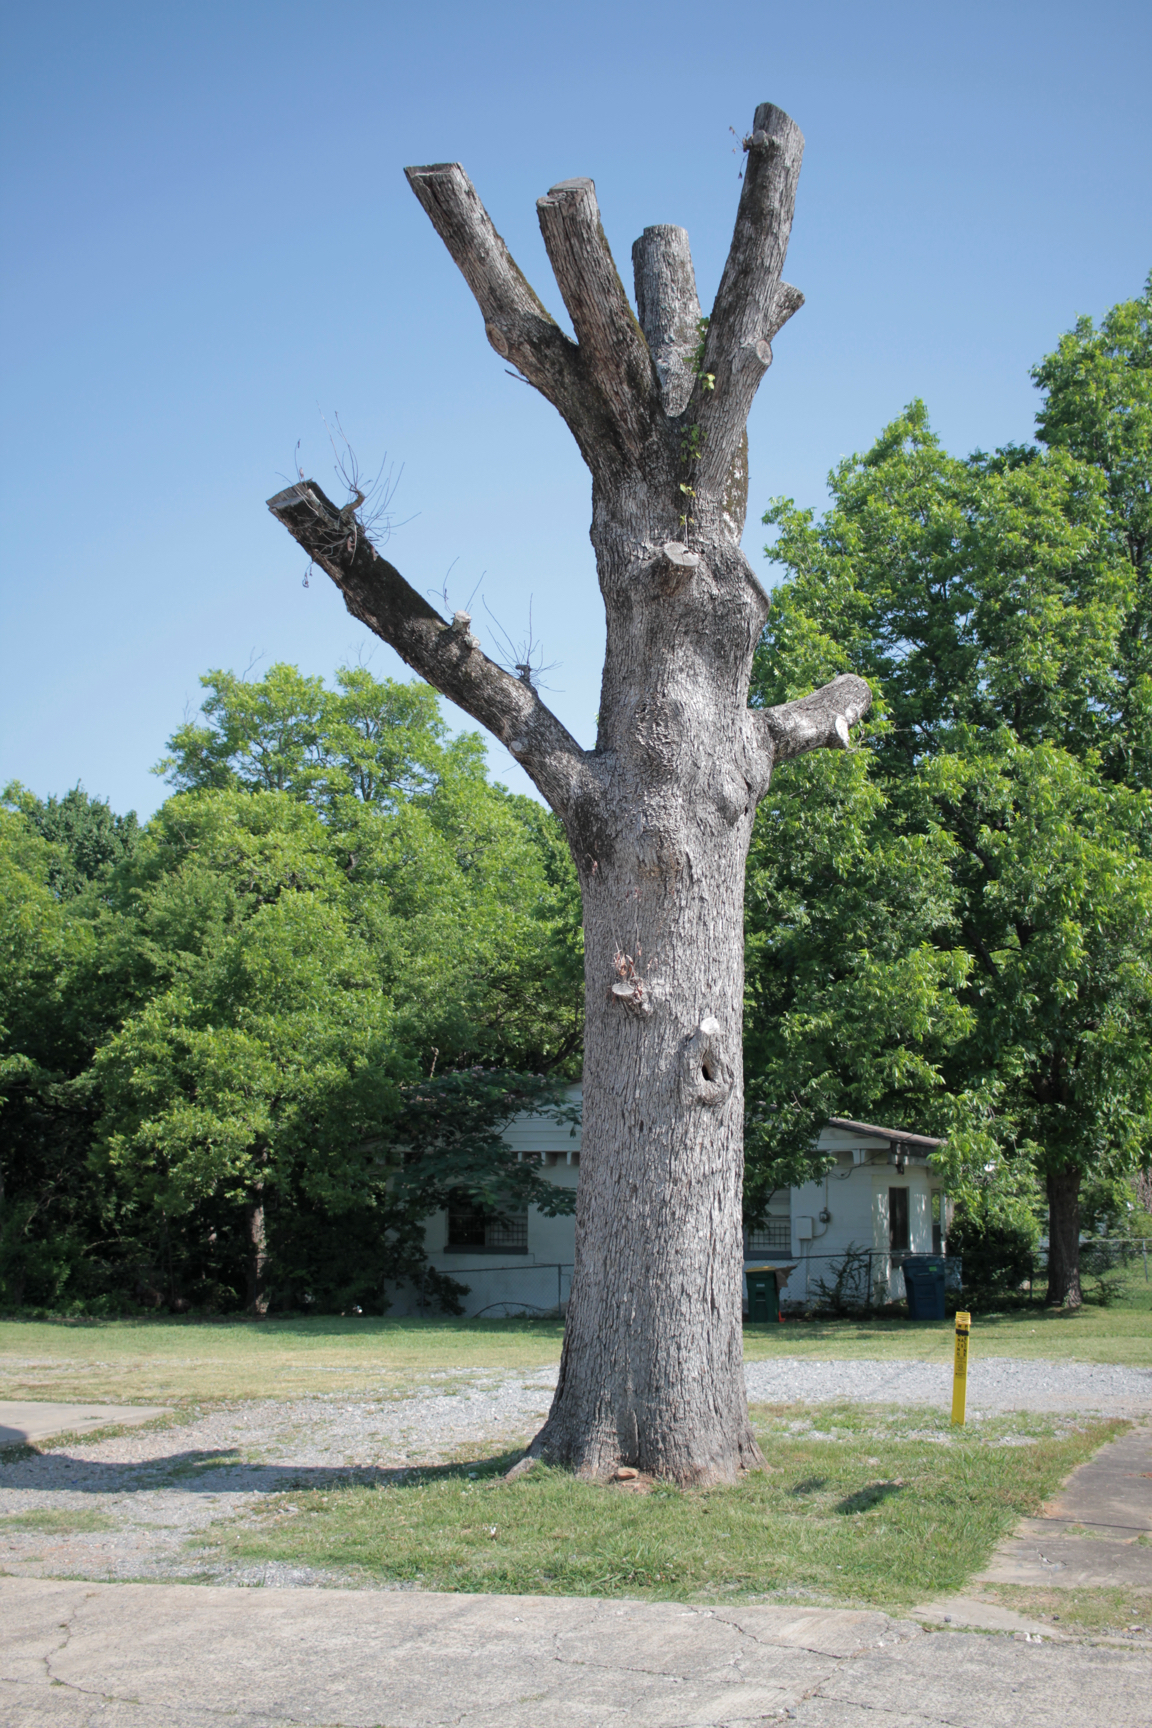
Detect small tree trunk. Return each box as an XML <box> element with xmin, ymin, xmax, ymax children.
<box><xmin>1046</xmin><ymin>1166</ymin><xmax>1082</xmax><ymax>1308</ymax></box>
<box><xmin>246</xmin><ymin>1187</ymin><xmax>269</xmax><ymax>1316</ymax></box>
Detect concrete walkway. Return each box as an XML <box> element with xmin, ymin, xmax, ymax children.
<box><xmin>0</xmin><ymin>1404</ymin><xmax>169</xmax><ymax>1446</ymax></box>
<box><xmin>916</xmin><ymin>1423</ymin><xmax>1152</xmax><ymax>1637</ymax></box>
<box><xmin>3</xmin><ymin>1575</ymin><xmax>1151</xmax><ymax>1727</ymax></box>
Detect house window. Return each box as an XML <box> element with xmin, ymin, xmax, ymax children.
<box><xmin>931</xmin><ymin>1191</ymin><xmax>944</xmax><ymax>1253</ymax></box>
<box><xmin>746</xmin><ymin>1219</ymin><xmax>791</xmax><ymax>1253</ymax></box>
<box><xmin>889</xmin><ymin>1187</ymin><xmax>910</xmax><ymax>1253</ymax></box>
<box><xmin>445</xmin><ymin>1190</ymin><xmax>528</xmax><ymax>1253</ymax></box>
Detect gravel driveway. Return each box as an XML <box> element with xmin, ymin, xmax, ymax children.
<box><xmin>743</xmin><ymin>1356</ymin><xmax>1152</xmax><ymax>1416</ymax></box>
<box><xmin>1</xmin><ymin>1357</ymin><xmax>1147</xmax><ymax>1586</ymax></box>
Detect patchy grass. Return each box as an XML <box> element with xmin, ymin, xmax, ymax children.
<box><xmin>0</xmin><ymin>1316</ymin><xmax>566</xmax><ymax>1405</ymax></box>
<box><xmin>976</xmin><ymin>1582</ymin><xmax>1152</xmax><ymax>1640</ymax></box>
<box><xmin>189</xmin><ymin>1406</ymin><xmax>1123</xmax><ymax>1610</ymax></box>
<box><xmin>2</xmin><ymin>1507</ymin><xmax>115</xmax><ymax>1534</ymax></box>
<box><xmin>2</xmin><ymin>1272</ymin><xmax>1149</xmax><ymax>1409</ymax></box>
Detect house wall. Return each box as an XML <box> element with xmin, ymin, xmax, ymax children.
<box><xmin>777</xmin><ymin>1127</ymin><xmax>943</xmax><ymax>1309</ymax></box>
<box><xmin>387</xmin><ymin>1096</ymin><xmax>946</xmax><ymax>1317</ymax></box>
<box><xmin>386</xmin><ymin>1087</ymin><xmax>582</xmax><ymax>1318</ymax></box>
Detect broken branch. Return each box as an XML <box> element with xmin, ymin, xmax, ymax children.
<box><xmin>267</xmin><ymin>480</ymin><xmax>599</xmax><ymax>820</ymax></box>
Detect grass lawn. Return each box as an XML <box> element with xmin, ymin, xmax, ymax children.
<box><xmin>0</xmin><ymin>1315</ymin><xmax>566</xmax><ymax>1405</ymax></box>
<box><xmin>975</xmin><ymin>1581</ymin><xmax>1152</xmax><ymax>1640</ymax></box>
<box><xmin>1</xmin><ymin>1266</ymin><xmax>1148</xmax><ymax>1404</ymax></box>
<box><xmin>745</xmin><ymin>1274</ymin><xmax>1152</xmax><ymax>1368</ymax></box>
<box><xmin>192</xmin><ymin>1405</ymin><xmax>1123</xmax><ymax>1612</ymax></box>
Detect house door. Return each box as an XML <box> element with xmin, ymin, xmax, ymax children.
<box><xmin>888</xmin><ymin>1187</ymin><xmax>910</xmax><ymax>1254</ymax></box>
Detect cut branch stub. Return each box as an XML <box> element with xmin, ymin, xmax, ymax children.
<box><xmin>632</xmin><ymin>225</ymin><xmax>703</xmax><ymax>417</ymax></box>
<box><xmin>655</xmin><ymin>539</ymin><xmax>702</xmax><ymax>595</ymax></box>
<box><xmin>266</xmin><ymin>480</ymin><xmax>598</xmax><ymax>821</ymax></box>
<box><xmin>537</xmin><ymin>177</ymin><xmax>658</xmax><ymax>461</ymax></box>
<box><xmin>756</xmin><ymin>673</ymin><xmax>873</xmax><ymax>768</ymax></box>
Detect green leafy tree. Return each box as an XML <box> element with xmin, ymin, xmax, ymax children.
<box><xmin>1032</xmin><ymin>274</ymin><xmax>1152</xmax><ymax>784</ymax></box>
<box><xmin>155</xmin><ymin>662</ymin><xmax>476</xmax><ymax>809</ymax></box>
<box><xmin>751</xmin><ymin>286</ymin><xmax>1152</xmax><ymax>1306</ymax></box>
<box><xmin>3</xmin><ymin>783</ymin><xmax>139</xmax><ymax>897</ymax></box>
<box><xmin>93</xmin><ymin>787</ymin><xmax>577</xmax><ymax>1312</ymax></box>
<box><xmin>156</xmin><ymin>663</ymin><xmax>583</xmax><ymax>1073</ymax></box>
<box><xmin>0</xmin><ymin>811</ymin><xmax>108</xmax><ymax>1306</ymax></box>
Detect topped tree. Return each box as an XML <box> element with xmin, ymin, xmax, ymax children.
<box><xmin>269</xmin><ymin>104</ymin><xmax>870</xmax><ymax>1484</ymax></box>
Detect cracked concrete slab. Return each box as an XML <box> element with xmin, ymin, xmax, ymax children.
<box><xmin>2</xmin><ymin>1577</ymin><xmax>1150</xmax><ymax>1727</ymax></box>
<box><xmin>980</xmin><ymin>1528</ymin><xmax>1152</xmax><ymax>1589</ymax></box>
<box><xmin>0</xmin><ymin>1404</ymin><xmax>170</xmax><ymax>1446</ymax></box>
<box><xmin>808</xmin><ymin>1632</ymin><xmax>1151</xmax><ymax>1726</ymax></box>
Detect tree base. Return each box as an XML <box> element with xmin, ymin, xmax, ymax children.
<box><xmin>523</xmin><ymin>1418</ymin><xmax>766</xmax><ymax>1488</ymax></box>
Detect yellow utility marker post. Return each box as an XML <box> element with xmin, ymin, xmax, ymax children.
<box><xmin>951</xmin><ymin>1310</ymin><xmax>971</xmax><ymax>1426</ymax></box>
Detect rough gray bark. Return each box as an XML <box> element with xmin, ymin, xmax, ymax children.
<box><xmin>268</xmin><ymin>101</ymin><xmax>870</xmax><ymax>1483</ymax></box>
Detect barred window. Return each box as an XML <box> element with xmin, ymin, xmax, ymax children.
<box><xmin>746</xmin><ymin>1218</ymin><xmax>791</xmax><ymax>1253</ymax></box>
<box><xmin>446</xmin><ymin>1191</ymin><xmax>528</xmax><ymax>1252</ymax></box>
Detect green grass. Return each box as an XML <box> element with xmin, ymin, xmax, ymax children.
<box><xmin>0</xmin><ymin>1315</ymin><xmax>567</xmax><ymax>1404</ymax></box>
<box><xmin>2</xmin><ymin>1265</ymin><xmax>1147</xmax><ymax>1407</ymax></box>
<box><xmin>191</xmin><ymin>1406</ymin><xmax>1123</xmax><ymax>1611</ymax></box>
<box><xmin>2</xmin><ymin>1507</ymin><xmax>115</xmax><ymax>1534</ymax></box>
<box><xmin>746</xmin><ymin>1279</ymin><xmax>1152</xmax><ymax>1368</ymax></box>
<box><xmin>976</xmin><ymin>1582</ymin><xmax>1152</xmax><ymax>1639</ymax></box>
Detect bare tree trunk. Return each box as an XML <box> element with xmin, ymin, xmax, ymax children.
<box><xmin>246</xmin><ymin>1187</ymin><xmax>269</xmax><ymax>1317</ymax></box>
<box><xmin>1046</xmin><ymin>1166</ymin><xmax>1082</xmax><ymax>1309</ymax></box>
<box><xmin>1135</xmin><ymin>1166</ymin><xmax>1152</xmax><ymax>1216</ymax></box>
<box><xmin>268</xmin><ymin>102</ymin><xmax>870</xmax><ymax>1482</ymax></box>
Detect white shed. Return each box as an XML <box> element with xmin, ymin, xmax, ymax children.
<box><xmin>392</xmin><ymin>1095</ymin><xmax>948</xmax><ymax>1317</ymax></box>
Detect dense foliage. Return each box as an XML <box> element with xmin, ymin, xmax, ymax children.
<box><xmin>0</xmin><ymin>667</ymin><xmax>581</xmax><ymax>1315</ymax></box>
<box><xmin>746</xmin><ymin>275</ymin><xmax>1152</xmax><ymax>1304</ymax></box>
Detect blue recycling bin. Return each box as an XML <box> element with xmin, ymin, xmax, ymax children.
<box><xmin>902</xmin><ymin>1255</ymin><xmax>947</xmax><ymax>1320</ymax></box>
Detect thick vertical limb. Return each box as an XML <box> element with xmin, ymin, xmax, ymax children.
<box><xmin>692</xmin><ymin>104</ymin><xmax>806</xmax><ymax>506</ymax></box>
<box><xmin>632</xmin><ymin>225</ymin><xmax>702</xmax><ymax>417</ymax></box>
<box><xmin>537</xmin><ymin>178</ymin><xmax>659</xmax><ymax>465</ymax></box>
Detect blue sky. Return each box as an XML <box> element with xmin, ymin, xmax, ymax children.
<box><xmin>2</xmin><ymin>0</ymin><xmax>1149</xmax><ymax>816</ymax></box>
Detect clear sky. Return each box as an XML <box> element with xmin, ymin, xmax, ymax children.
<box><xmin>2</xmin><ymin>0</ymin><xmax>1149</xmax><ymax>816</ymax></box>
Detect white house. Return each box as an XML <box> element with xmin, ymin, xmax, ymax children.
<box><xmin>749</xmin><ymin>1117</ymin><xmax>951</xmax><ymax>1311</ymax></box>
<box><xmin>394</xmin><ymin>1089</ymin><xmax>950</xmax><ymax>1316</ymax></box>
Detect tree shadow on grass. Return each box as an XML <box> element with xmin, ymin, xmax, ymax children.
<box><xmin>836</xmin><ymin>1481</ymin><xmax>907</xmax><ymax>1515</ymax></box>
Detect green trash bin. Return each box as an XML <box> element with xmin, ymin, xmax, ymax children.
<box><xmin>745</xmin><ymin>1262</ymin><xmax>780</xmax><ymax>1323</ymax></box>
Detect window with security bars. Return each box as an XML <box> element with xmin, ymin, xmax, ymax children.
<box><xmin>746</xmin><ymin>1218</ymin><xmax>791</xmax><ymax>1253</ymax></box>
<box><xmin>446</xmin><ymin>1190</ymin><xmax>528</xmax><ymax>1252</ymax></box>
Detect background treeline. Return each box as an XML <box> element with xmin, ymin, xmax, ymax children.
<box><xmin>745</xmin><ymin>274</ymin><xmax>1152</xmax><ymax>1304</ymax></box>
<box><xmin>3</xmin><ymin>279</ymin><xmax>1150</xmax><ymax>1316</ymax></box>
<box><xmin>1</xmin><ymin>668</ymin><xmax>583</xmax><ymax>1316</ymax></box>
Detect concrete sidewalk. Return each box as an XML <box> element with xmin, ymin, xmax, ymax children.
<box><xmin>916</xmin><ymin>1422</ymin><xmax>1152</xmax><ymax>1639</ymax></box>
<box><xmin>3</xmin><ymin>1576</ymin><xmax>1150</xmax><ymax>1727</ymax></box>
<box><xmin>0</xmin><ymin>1404</ymin><xmax>169</xmax><ymax>1447</ymax></box>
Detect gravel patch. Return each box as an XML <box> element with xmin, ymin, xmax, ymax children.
<box><xmin>743</xmin><ymin>1357</ymin><xmax>1152</xmax><ymax>1416</ymax></box>
<box><xmin>1</xmin><ymin>1356</ymin><xmax>1147</xmax><ymax>1587</ymax></box>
